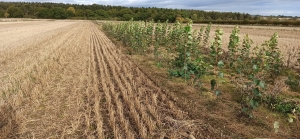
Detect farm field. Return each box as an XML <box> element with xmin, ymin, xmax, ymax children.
<box><xmin>0</xmin><ymin>19</ymin><xmax>299</xmax><ymax>139</ymax></box>
<box><xmin>0</xmin><ymin>20</ymin><xmax>205</xmax><ymax>138</ymax></box>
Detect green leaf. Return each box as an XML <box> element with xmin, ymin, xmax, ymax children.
<box><xmin>254</xmin><ymin>79</ymin><xmax>260</xmax><ymax>86</ymax></box>
<box><xmin>186</xmin><ymin>52</ymin><xmax>191</xmax><ymax>57</ymax></box>
<box><xmin>249</xmin><ymin>74</ymin><xmax>254</xmax><ymax>80</ymax></box>
<box><xmin>183</xmin><ymin>65</ymin><xmax>188</xmax><ymax>70</ymax></box>
<box><xmin>237</xmin><ymin>68</ymin><xmax>242</xmax><ymax>74</ymax></box>
<box><xmin>215</xmin><ymin>90</ymin><xmax>221</xmax><ymax>96</ymax></box>
<box><xmin>217</xmin><ymin>60</ymin><xmax>224</xmax><ymax>67</ymax></box>
<box><xmin>190</xmin><ymin>70</ymin><xmax>195</xmax><ymax>75</ymax></box>
<box><xmin>179</xmin><ymin>70</ymin><xmax>184</xmax><ymax>75</ymax></box>
<box><xmin>252</xmin><ymin>64</ymin><xmax>258</xmax><ymax>72</ymax></box>
<box><xmin>156</xmin><ymin>62</ymin><xmax>162</xmax><ymax>68</ymax></box>
<box><xmin>234</xmin><ymin>38</ymin><xmax>239</xmax><ymax>43</ymax></box>
<box><xmin>250</xmin><ymin>99</ymin><xmax>256</xmax><ymax>109</ymax></box>
<box><xmin>242</xmin><ymin>107</ymin><xmax>248</xmax><ymax>113</ymax></box>
<box><xmin>249</xmin><ymin>114</ymin><xmax>254</xmax><ymax>118</ymax></box>
<box><xmin>259</xmin><ymin>81</ymin><xmax>265</xmax><ymax>89</ymax></box>
<box><xmin>229</xmin><ymin>62</ymin><xmax>234</xmax><ymax>68</ymax></box>
<box><xmin>218</xmin><ymin>72</ymin><xmax>224</xmax><ymax>78</ymax></box>
<box><xmin>210</xmin><ymin>79</ymin><xmax>217</xmax><ymax>90</ymax></box>
<box><xmin>237</xmin><ymin>57</ymin><xmax>242</xmax><ymax>62</ymax></box>
<box><xmin>252</xmin><ymin>88</ymin><xmax>262</xmax><ymax>97</ymax></box>
<box><xmin>250</xmin><ymin>99</ymin><xmax>259</xmax><ymax>109</ymax></box>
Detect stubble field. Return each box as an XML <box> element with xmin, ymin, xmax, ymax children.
<box><xmin>0</xmin><ymin>20</ymin><xmax>299</xmax><ymax>138</ymax></box>
<box><xmin>0</xmin><ymin>20</ymin><xmax>199</xmax><ymax>138</ymax></box>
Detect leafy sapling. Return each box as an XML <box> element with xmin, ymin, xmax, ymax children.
<box><xmin>262</xmin><ymin>32</ymin><xmax>283</xmax><ymax>77</ymax></box>
<box><xmin>203</xmin><ymin>23</ymin><xmax>212</xmax><ymax>47</ymax></box>
<box><xmin>210</xmin><ymin>27</ymin><xmax>224</xmax><ymax>65</ymax></box>
<box><xmin>228</xmin><ymin>25</ymin><xmax>240</xmax><ymax>68</ymax></box>
<box><xmin>209</xmin><ymin>27</ymin><xmax>225</xmax><ymax>97</ymax></box>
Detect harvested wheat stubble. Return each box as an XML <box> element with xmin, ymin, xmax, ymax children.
<box><xmin>1</xmin><ymin>20</ymin><xmax>223</xmax><ymax>139</ymax></box>
<box><xmin>0</xmin><ymin>20</ymin><xmax>92</xmax><ymax>138</ymax></box>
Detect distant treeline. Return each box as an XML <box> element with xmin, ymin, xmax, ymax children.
<box><xmin>0</xmin><ymin>2</ymin><xmax>299</xmax><ymax>26</ymax></box>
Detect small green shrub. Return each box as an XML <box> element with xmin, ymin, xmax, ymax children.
<box><xmin>265</xmin><ymin>95</ymin><xmax>300</xmax><ymax>123</ymax></box>
<box><xmin>285</xmin><ymin>76</ymin><xmax>300</xmax><ymax>92</ymax></box>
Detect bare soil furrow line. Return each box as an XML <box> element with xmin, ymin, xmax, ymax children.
<box><xmin>116</xmin><ymin>54</ymin><xmax>185</xmax><ymax>120</ymax></box>
<box><xmin>99</xmin><ymin>27</ymin><xmax>195</xmax><ymax>136</ymax></box>
<box><xmin>94</xmin><ymin>29</ymin><xmax>151</xmax><ymax>138</ymax></box>
<box><xmin>95</xmin><ymin>33</ymin><xmax>146</xmax><ymax>138</ymax></box>
<box><xmin>94</xmin><ymin>28</ymin><xmax>190</xmax><ymax>137</ymax></box>
<box><xmin>98</xmin><ymin>53</ymin><xmax>126</xmax><ymax>138</ymax></box>
<box><xmin>94</xmin><ymin>31</ymin><xmax>166</xmax><ymax>96</ymax></box>
<box><xmin>80</xmin><ymin>30</ymin><xmax>101</xmax><ymax>138</ymax></box>
<box><xmin>103</xmin><ymin>59</ymin><xmax>148</xmax><ymax>138</ymax></box>
<box><xmin>100</xmin><ymin>44</ymin><xmax>159</xmax><ymax>135</ymax></box>
<box><xmin>89</xmin><ymin>30</ymin><xmax>105</xmax><ymax>139</ymax></box>
<box><xmin>93</xmin><ymin>30</ymin><xmax>126</xmax><ymax>138</ymax></box>
<box><xmin>96</xmin><ymin>30</ymin><xmax>183</xmax><ymax>118</ymax></box>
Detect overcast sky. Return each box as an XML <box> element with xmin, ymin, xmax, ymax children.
<box><xmin>3</xmin><ymin>0</ymin><xmax>300</xmax><ymax>16</ymax></box>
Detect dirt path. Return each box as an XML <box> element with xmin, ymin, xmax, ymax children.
<box><xmin>0</xmin><ymin>21</ymin><xmax>201</xmax><ymax>138</ymax></box>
